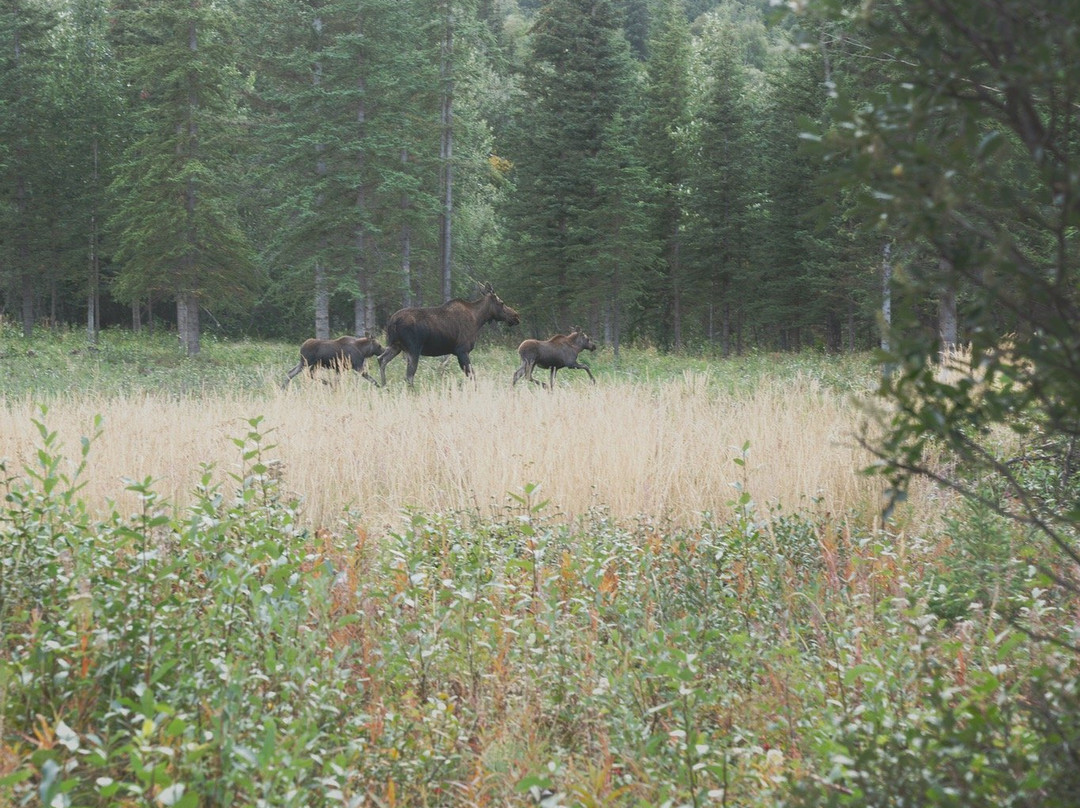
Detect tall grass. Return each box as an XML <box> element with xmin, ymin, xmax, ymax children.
<box><xmin>0</xmin><ymin>350</ymin><xmax>907</xmax><ymax>534</ymax></box>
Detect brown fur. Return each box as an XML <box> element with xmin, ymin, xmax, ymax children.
<box><xmin>512</xmin><ymin>330</ymin><xmax>597</xmax><ymax>389</ymax></box>
<box><xmin>284</xmin><ymin>335</ymin><xmax>384</xmax><ymax>387</ymax></box>
<box><xmin>378</xmin><ymin>284</ymin><xmax>520</xmax><ymax>385</ymax></box>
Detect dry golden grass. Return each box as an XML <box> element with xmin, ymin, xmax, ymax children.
<box><xmin>0</xmin><ymin>370</ymin><xmax>915</xmax><ymax>535</ymax></box>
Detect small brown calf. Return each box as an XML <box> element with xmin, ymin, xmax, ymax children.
<box><xmin>284</xmin><ymin>335</ymin><xmax>384</xmax><ymax>387</ymax></box>
<box><xmin>512</xmin><ymin>330</ymin><xmax>597</xmax><ymax>389</ymax></box>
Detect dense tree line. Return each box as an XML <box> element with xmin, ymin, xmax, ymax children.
<box><xmin>0</xmin><ymin>0</ymin><xmax>1063</xmax><ymax>357</ymax></box>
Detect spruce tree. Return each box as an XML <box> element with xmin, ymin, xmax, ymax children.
<box><xmin>0</xmin><ymin>0</ymin><xmax>60</xmax><ymax>336</ymax></box>
<box><xmin>683</xmin><ymin>20</ymin><xmax>756</xmax><ymax>355</ymax></box>
<box><xmin>758</xmin><ymin>44</ymin><xmax>830</xmax><ymax>350</ymax></box>
<box><xmin>58</xmin><ymin>0</ymin><xmax>124</xmax><ymax>343</ymax></box>
<box><xmin>503</xmin><ymin>0</ymin><xmax>640</xmax><ymax>331</ymax></box>
<box><xmin>575</xmin><ymin>113</ymin><xmax>659</xmax><ymax>354</ymax></box>
<box><xmin>108</xmin><ymin>0</ymin><xmax>257</xmax><ymax>355</ymax></box>
<box><xmin>639</xmin><ymin>0</ymin><xmax>692</xmax><ymax>349</ymax></box>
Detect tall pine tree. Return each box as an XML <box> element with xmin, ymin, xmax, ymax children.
<box><xmin>683</xmin><ymin>19</ymin><xmax>756</xmax><ymax>354</ymax></box>
<box><xmin>58</xmin><ymin>0</ymin><xmax>124</xmax><ymax>343</ymax></box>
<box><xmin>503</xmin><ymin>0</ymin><xmax>641</xmax><ymax>332</ymax></box>
<box><xmin>640</xmin><ymin>0</ymin><xmax>692</xmax><ymax>349</ymax></box>
<box><xmin>0</xmin><ymin>0</ymin><xmax>60</xmax><ymax>337</ymax></box>
<box><xmin>109</xmin><ymin>0</ymin><xmax>257</xmax><ymax>355</ymax></box>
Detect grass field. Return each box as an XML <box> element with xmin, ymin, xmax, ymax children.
<box><xmin>2</xmin><ymin>326</ymin><xmax>1075</xmax><ymax>807</ymax></box>
<box><xmin>0</xmin><ymin>326</ymin><xmax>911</xmax><ymax>535</ymax></box>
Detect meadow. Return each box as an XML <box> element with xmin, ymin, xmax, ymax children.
<box><xmin>0</xmin><ymin>328</ymin><xmax>896</xmax><ymax>535</ymax></box>
<box><xmin>1</xmin><ymin>326</ymin><xmax>1075</xmax><ymax>807</ymax></box>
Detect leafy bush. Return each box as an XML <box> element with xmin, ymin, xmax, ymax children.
<box><xmin>1</xmin><ymin>413</ymin><xmax>360</xmax><ymax>806</ymax></box>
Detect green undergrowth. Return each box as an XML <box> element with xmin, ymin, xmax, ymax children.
<box><xmin>1</xmin><ymin>412</ymin><xmax>1077</xmax><ymax>807</ymax></box>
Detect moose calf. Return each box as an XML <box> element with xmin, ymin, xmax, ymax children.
<box><xmin>284</xmin><ymin>335</ymin><xmax>384</xmax><ymax>387</ymax></box>
<box><xmin>512</xmin><ymin>330</ymin><xmax>597</xmax><ymax>389</ymax></box>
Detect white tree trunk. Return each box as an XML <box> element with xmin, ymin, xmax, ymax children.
<box><xmin>177</xmin><ymin>292</ymin><xmax>200</xmax><ymax>356</ymax></box>
<box><xmin>87</xmin><ymin>138</ymin><xmax>100</xmax><ymax>344</ymax></box>
<box><xmin>938</xmin><ymin>257</ymin><xmax>958</xmax><ymax>349</ymax></box>
<box><xmin>881</xmin><ymin>241</ymin><xmax>892</xmax><ymax>352</ymax></box>
<box><xmin>401</xmin><ymin>147</ymin><xmax>413</xmax><ymax>307</ymax></box>
<box><xmin>315</xmin><ymin>261</ymin><xmax>330</xmax><ymax>339</ymax></box>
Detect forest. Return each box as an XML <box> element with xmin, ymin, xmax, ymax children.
<box><xmin>0</xmin><ymin>0</ymin><xmax>972</xmax><ymax>355</ymax></box>
<box><xmin>3</xmin><ymin>1</ymin><xmax>1080</xmax><ymax>804</ymax></box>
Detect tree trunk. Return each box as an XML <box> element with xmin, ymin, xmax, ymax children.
<box><xmin>313</xmin><ymin>28</ymin><xmax>331</xmax><ymax>340</ymax></box>
<box><xmin>401</xmin><ymin>223</ymin><xmax>413</xmax><ymax>308</ymax></box>
<box><xmin>938</xmin><ymin>257</ymin><xmax>958</xmax><ymax>349</ymax></box>
<box><xmin>722</xmin><ymin>301</ymin><xmax>731</xmax><ymax>357</ymax></box>
<box><xmin>846</xmin><ymin>297</ymin><xmax>855</xmax><ymax>352</ymax></box>
<box><xmin>438</xmin><ymin>1</ymin><xmax>454</xmax><ymax>302</ymax></box>
<box><xmin>353</xmin><ymin>13</ymin><xmax>372</xmax><ymax>336</ymax></box>
<box><xmin>354</xmin><ymin>226</ymin><xmax>371</xmax><ymax>336</ymax></box>
<box><xmin>21</xmin><ymin>272</ymin><xmax>34</xmax><ymax>339</ymax></box>
<box><xmin>87</xmin><ymin>137</ymin><xmax>101</xmax><ymax>344</ymax></box>
<box><xmin>610</xmin><ymin>267</ymin><xmax>621</xmax><ymax>358</ymax></box>
<box><xmin>177</xmin><ymin>292</ymin><xmax>200</xmax><ymax>356</ymax></box>
<box><xmin>670</xmin><ymin>234</ymin><xmax>682</xmax><ymax>351</ymax></box>
<box><xmin>178</xmin><ymin>13</ymin><xmax>200</xmax><ymax>358</ymax></box>
<box><xmin>881</xmin><ymin>241</ymin><xmax>892</xmax><ymax>352</ymax></box>
<box><xmin>401</xmin><ymin>148</ymin><xmax>413</xmax><ymax>307</ymax></box>
<box><xmin>87</xmin><ymin>251</ymin><xmax>99</xmax><ymax>344</ymax></box>
<box><xmin>13</xmin><ymin>20</ymin><xmax>34</xmax><ymax>338</ymax></box>
<box><xmin>18</xmin><ymin>168</ymin><xmax>34</xmax><ymax>337</ymax></box>
<box><xmin>315</xmin><ymin>261</ymin><xmax>330</xmax><ymax>339</ymax></box>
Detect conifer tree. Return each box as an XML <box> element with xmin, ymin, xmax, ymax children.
<box><xmin>639</xmin><ymin>0</ymin><xmax>692</xmax><ymax>349</ymax></box>
<box><xmin>0</xmin><ymin>0</ymin><xmax>60</xmax><ymax>337</ymax></box>
<box><xmin>58</xmin><ymin>0</ymin><xmax>124</xmax><ymax>343</ymax></box>
<box><xmin>758</xmin><ymin>44</ymin><xmax>830</xmax><ymax>349</ymax></box>
<box><xmin>575</xmin><ymin>113</ymin><xmax>659</xmax><ymax>354</ymax></box>
<box><xmin>503</xmin><ymin>0</ymin><xmax>640</xmax><ymax>331</ymax></box>
<box><xmin>108</xmin><ymin>0</ymin><xmax>257</xmax><ymax>355</ymax></box>
<box><xmin>683</xmin><ymin>21</ymin><xmax>756</xmax><ymax>355</ymax></box>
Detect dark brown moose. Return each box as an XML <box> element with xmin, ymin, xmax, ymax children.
<box><xmin>512</xmin><ymin>329</ymin><xmax>597</xmax><ymax>389</ymax></box>
<box><xmin>378</xmin><ymin>283</ymin><xmax>520</xmax><ymax>386</ymax></box>
<box><xmin>284</xmin><ymin>335</ymin><xmax>384</xmax><ymax>387</ymax></box>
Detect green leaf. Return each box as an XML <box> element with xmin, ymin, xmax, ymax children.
<box><xmin>0</xmin><ymin>769</ymin><xmax>34</xmax><ymax>788</ymax></box>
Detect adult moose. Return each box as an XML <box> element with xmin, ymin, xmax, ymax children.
<box><xmin>283</xmin><ymin>335</ymin><xmax>384</xmax><ymax>387</ymax></box>
<box><xmin>512</xmin><ymin>329</ymin><xmax>597</xmax><ymax>389</ymax></box>
<box><xmin>378</xmin><ymin>283</ymin><xmax>520</xmax><ymax>386</ymax></box>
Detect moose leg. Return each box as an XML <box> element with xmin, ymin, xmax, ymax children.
<box><xmin>359</xmin><ymin>364</ymin><xmax>379</xmax><ymax>385</ymax></box>
<box><xmin>572</xmin><ymin>361</ymin><xmax>596</xmax><ymax>383</ymax></box>
<box><xmin>512</xmin><ymin>361</ymin><xmax>528</xmax><ymax>386</ymax></box>
<box><xmin>378</xmin><ymin>347</ymin><xmax>401</xmax><ymax>386</ymax></box>
<box><xmin>349</xmin><ymin>356</ymin><xmax>379</xmax><ymax>386</ymax></box>
<box><xmin>283</xmin><ymin>361</ymin><xmax>306</xmax><ymax>388</ymax></box>
<box><xmin>454</xmin><ymin>351</ymin><xmax>473</xmax><ymax>379</ymax></box>
<box><xmin>405</xmin><ymin>352</ymin><xmax>421</xmax><ymax>385</ymax></box>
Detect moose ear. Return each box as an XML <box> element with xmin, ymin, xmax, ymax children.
<box><xmin>481</xmin><ymin>281</ymin><xmax>494</xmax><ymax>294</ymax></box>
